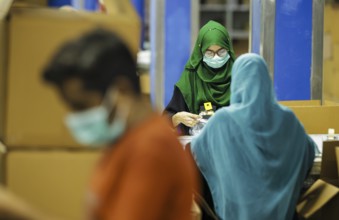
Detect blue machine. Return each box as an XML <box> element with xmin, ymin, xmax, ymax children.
<box><xmin>48</xmin><ymin>0</ymin><xmax>98</xmax><ymax>11</ymax></box>
<box><xmin>251</xmin><ymin>0</ymin><xmax>323</xmax><ymax>101</ymax></box>
<box><xmin>274</xmin><ymin>0</ymin><xmax>312</xmax><ymax>101</ymax></box>
<box><xmin>48</xmin><ymin>0</ymin><xmax>71</xmax><ymax>7</ymax></box>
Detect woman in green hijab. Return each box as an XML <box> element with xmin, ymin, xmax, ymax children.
<box><xmin>164</xmin><ymin>20</ymin><xmax>236</xmax><ymax>135</ymax></box>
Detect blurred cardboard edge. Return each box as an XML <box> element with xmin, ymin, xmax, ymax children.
<box><xmin>0</xmin><ymin>0</ymin><xmax>12</xmax><ymax>20</ymax></box>
<box><xmin>0</xmin><ymin>184</ymin><xmax>56</xmax><ymax>220</ymax></box>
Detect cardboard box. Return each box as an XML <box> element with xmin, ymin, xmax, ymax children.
<box><xmin>0</xmin><ymin>2</ymin><xmax>140</xmax><ymax>148</ymax></box>
<box><xmin>289</xmin><ymin>106</ymin><xmax>339</xmax><ymax>134</ymax></box>
<box><xmin>297</xmin><ymin>141</ymin><xmax>339</xmax><ymax>219</ymax></box>
<box><xmin>324</xmin><ymin>68</ymin><xmax>339</xmax><ymax>104</ymax></box>
<box><xmin>321</xmin><ymin>141</ymin><xmax>339</xmax><ymax>186</ymax></box>
<box><xmin>323</xmin><ymin>59</ymin><xmax>335</xmax><ymax>102</ymax></box>
<box><xmin>297</xmin><ymin>179</ymin><xmax>339</xmax><ymax>220</ymax></box>
<box><xmin>323</xmin><ymin>100</ymin><xmax>339</xmax><ymax>106</ymax></box>
<box><xmin>278</xmin><ymin>100</ymin><xmax>320</xmax><ymax>107</ymax></box>
<box><xmin>331</xmin><ymin>7</ymin><xmax>339</xmax><ymax>44</ymax></box>
<box><xmin>323</xmin><ymin>33</ymin><xmax>333</xmax><ymax>61</ymax></box>
<box><xmin>333</xmin><ymin>44</ymin><xmax>339</xmax><ymax>69</ymax></box>
<box><xmin>6</xmin><ymin>149</ymin><xmax>101</xmax><ymax>220</ymax></box>
<box><xmin>324</xmin><ymin>5</ymin><xmax>333</xmax><ymax>33</ymax></box>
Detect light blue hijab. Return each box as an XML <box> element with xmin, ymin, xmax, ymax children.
<box><xmin>191</xmin><ymin>54</ymin><xmax>315</xmax><ymax>220</ymax></box>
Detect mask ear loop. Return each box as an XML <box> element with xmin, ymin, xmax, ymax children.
<box><xmin>112</xmin><ymin>98</ymin><xmax>131</xmax><ymax>125</ymax></box>
<box><xmin>102</xmin><ymin>88</ymin><xmax>118</xmax><ymax>113</ymax></box>
<box><xmin>104</xmin><ymin>88</ymin><xmax>131</xmax><ymax>125</ymax></box>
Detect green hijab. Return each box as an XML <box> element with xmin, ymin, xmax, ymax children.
<box><xmin>176</xmin><ymin>20</ymin><xmax>235</xmax><ymax>114</ymax></box>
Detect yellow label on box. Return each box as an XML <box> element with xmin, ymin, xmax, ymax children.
<box><xmin>204</xmin><ymin>102</ymin><xmax>212</xmax><ymax>111</ymax></box>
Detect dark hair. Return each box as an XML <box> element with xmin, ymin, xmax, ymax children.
<box><xmin>43</xmin><ymin>29</ymin><xmax>140</xmax><ymax>95</ymax></box>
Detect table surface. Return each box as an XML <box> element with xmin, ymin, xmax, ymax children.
<box><xmin>179</xmin><ymin>134</ymin><xmax>328</xmax><ymax>175</ymax></box>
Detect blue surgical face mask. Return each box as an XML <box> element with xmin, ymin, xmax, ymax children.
<box><xmin>64</xmin><ymin>91</ymin><xmax>129</xmax><ymax>147</ymax></box>
<box><xmin>203</xmin><ymin>53</ymin><xmax>230</xmax><ymax>69</ymax></box>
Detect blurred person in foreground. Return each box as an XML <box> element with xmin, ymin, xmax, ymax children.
<box><xmin>42</xmin><ymin>29</ymin><xmax>197</xmax><ymax>220</ymax></box>
<box><xmin>190</xmin><ymin>54</ymin><xmax>315</xmax><ymax>220</ymax></box>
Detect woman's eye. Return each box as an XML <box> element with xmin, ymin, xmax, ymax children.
<box><xmin>218</xmin><ymin>49</ymin><xmax>227</xmax><ymax>57</ymax></box>
<box><xmin>205</xmin><ymin>51</ymin><xmax>214</xmax><ymax>58</ymax></box>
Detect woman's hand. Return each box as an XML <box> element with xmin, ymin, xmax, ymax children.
<box><xmin>172</xmin><ymin>112</ymin><xmax>201</xmax><ymax>127</ymax></box>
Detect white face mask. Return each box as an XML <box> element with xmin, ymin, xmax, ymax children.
<box><xmin>203</xmin><ymin>53</ymin><xmax>230</xmax><ymax>69</ymax></box>
<box><xmin>64</xmin><ymin>90</ymin><xmax>129</xmax><ymax>147</ymax></box>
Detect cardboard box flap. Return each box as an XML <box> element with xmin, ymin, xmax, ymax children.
<box><xmin>321</xmin><ymin>141</ymin><xmax>339</xmax><ymax>185</ymax></box>
<box><xmin>0</xmin><ymin>0</ymin><xmax>13</xmax><ymax>20</ymax></box>
<box><xmin>297</xmin><ymin>179</ymin><xmax>339</xmax><ymax>219</ymax></box>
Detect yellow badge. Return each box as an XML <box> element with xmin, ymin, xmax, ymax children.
<box><xmin>204</xmin><ymin>102</ymin><xmax>213</xmax><ymax>111</ymax></box>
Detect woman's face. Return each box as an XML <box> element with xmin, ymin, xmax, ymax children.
<box><xmin>204</xmin><ymin>45</ymin><xmax>228</xmax><ymax>59</ymax></box>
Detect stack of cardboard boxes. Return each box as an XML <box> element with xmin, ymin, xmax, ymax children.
<box><xmin>285</xmin><ymin>105</ymin><xmax>339</xmax><ymax>219</ymax></box>
<box><xmin>0</xmin><ymin>1</ymin><xmax>140</xmax><ymax>219</ymax></box>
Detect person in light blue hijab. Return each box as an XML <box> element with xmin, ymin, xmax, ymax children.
<box><xmin>191</xmin><ymin>53</ymin><xmax>315</xmax><ymax>220</ymax></box>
